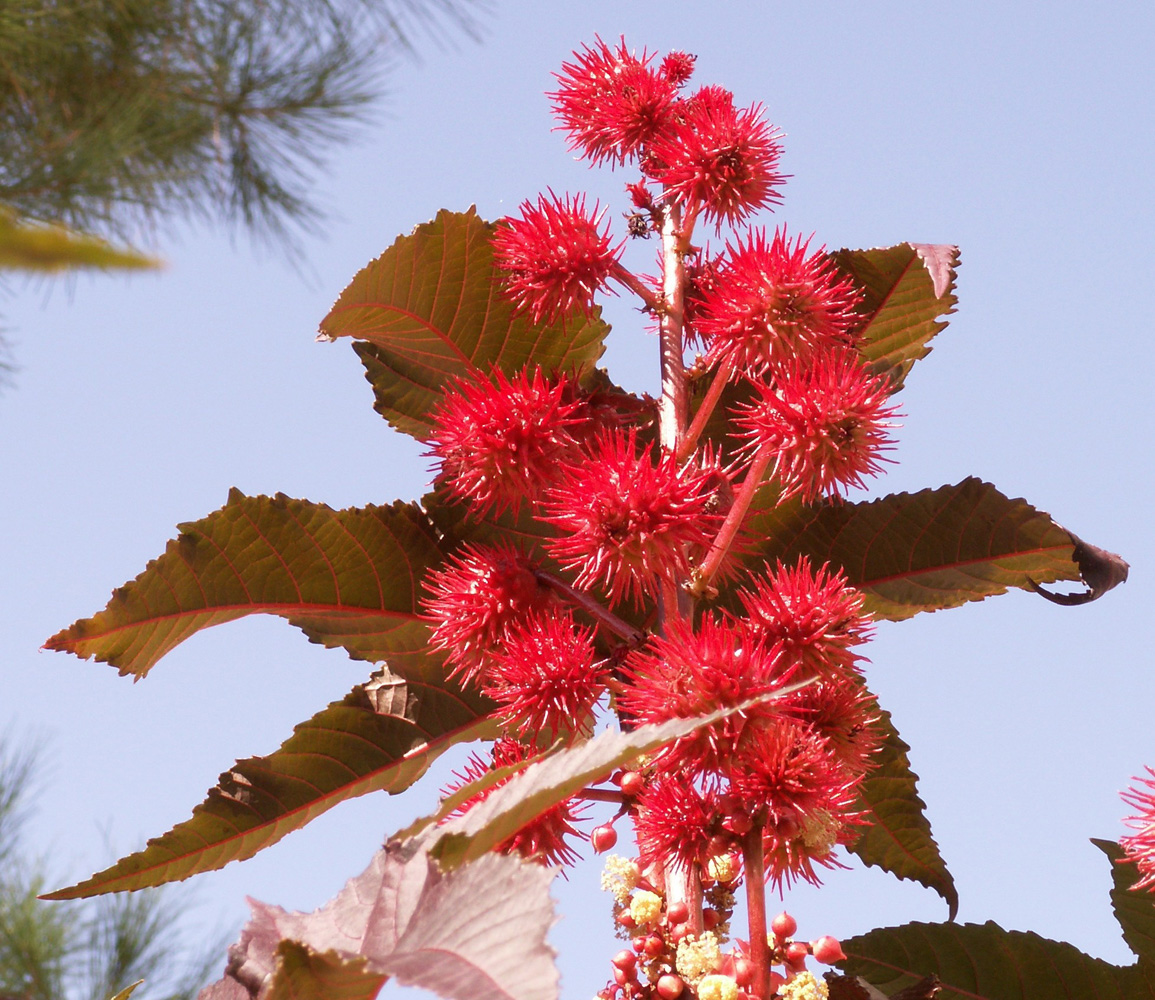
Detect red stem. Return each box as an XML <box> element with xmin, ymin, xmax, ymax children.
<box><xmin>693</xmin><ymin>443</ymin><xmax>774</xmax><ymax>593</ymax></box>
<box><xmin>678</xmin><ymin>351</ymin><xmax>737</xmax><ymax>462</ymax></box>
<box><xmin>742</xmin><ymin>823</ymin><xmax>771</xmax><ymax>1000</ymax></box>
<box><xmin>611</xmin><ymin>261</ymin><xmax>661</xmax><ymax>313</ymax></box>
<box><xmin>534</xmin><ymin>570</ymin><xmax>646</xmax><ymax>647</ymax></box>
<box><xmin>657</xmin><ymin>202</ymin><xmax>688</xmax><ymax>457</ymax></box>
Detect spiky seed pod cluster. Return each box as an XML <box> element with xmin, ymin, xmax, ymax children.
<box><xmin>423</xmin><ymin>39</ymin><xmax>892</xmax><ymax>908</ymax></box>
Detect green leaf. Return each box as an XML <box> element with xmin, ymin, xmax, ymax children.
<box><xmin>266</xmin><ymin>942</ymin><xmax>386</xmax><ymax>1000</ymax></box>
<box><xmin>728</xmin><ymin>478</ymin><xmax>1081</xmax><ymax>621</ymax></box>
<box><xmin>1094</xmin><ymin>838</ymin><xmax>1155</xmax><ymax>963</ymax></box>
<box><xmin>0</xmin><ymin>208</ymin><xmax>160</xmax><ymax>271</ymax></box>
<box><xmin>850</xmin><ymin>707</ymin><xmax>957</xmax><ymax>918</ymax></box>
<box><xmin>319</xmin><ymin>207</ymin><xmax>611</xmax><ymax>439</ymax></box>
<box><xmin>840</xmin><ymin>920</ymin><xmax>1155</xmax><ymax>999</ymax></box>
<box><xmin>410</xmin><ymin>687</ymin><xmax>808</xmax><ymax>870</ymax></box>
<box><xmin>833</xmin><ymin>243</ymin><xmax>959</xmax><ymax>392</ymax></box>
<box><xmin>43</xmin><ymin>665</ymin><xmax>497</xmax><ymax>899</ymax></box>
<box><xmin>45</xmin><ymin>490</ymin><xmax>450</xmax><ymax>678</ymax></box>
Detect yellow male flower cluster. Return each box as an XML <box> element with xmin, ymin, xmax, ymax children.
<box><xmin>599</xmin><ymin>854</ymin><xmax>641</xmax><ymax>903</ymax></box>
<box><xmin>696</xmin><ymin>974</ymin><xmax>740</xmax><ymax>1000</ymax></box>
<box><xmin>778</xmin><ymin>970</ymin><xmax>829</xmax><ymax>1000</ymax></box>
<box><xmin>675</xmin><ymin>931</ymin><xmax>721</xmax><ymax>984</ymax></box>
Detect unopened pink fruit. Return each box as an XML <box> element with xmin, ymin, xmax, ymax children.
<box><xmin>612</xmin><ymin>950</ymin><xmax>637</xmax><ymax>971</ymax></box>
<box><xmin>591</xmin><ymin>824</ymin><xmax>618</xmax><ymax>853</ymax></box>
<box><xmin>771</xmin><ymin>911</ymin><xmax>798</xmax><ymax>938</ymax></box>
<box><xmin>619</xmin><ymin>770</ymin><xmax>645</xmax><ymax>796</ymax></box>
<box><xmin>667</xmin><ymin>900</ymin><xmax>690</xmax><ymax>925</ymax></box>
<box><xmin>656</xmin><ymin>974</ymin><xmax>685</xmax><ymax>999</ymax></box>
<box><xmin>810</xmin><ymin>935</ymin><xmax>847</xmax><ymax>964</ymax></box>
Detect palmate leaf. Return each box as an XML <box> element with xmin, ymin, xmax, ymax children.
<box><xmin>726</xmin><ymin>478</ymin><xmax>1083</xmax><ymax>621</ymax></box>
<box><xmin>45</xmin><ymin>664</ymin><xmax>498</xmax><ymax>899</ymax></box>
<box><xmin>265</xmin><ymin>943</ymin><xmax>387</xmax><ymax>1000</ymax></box>
<box><xmin>839</xmin><ymin>920</ymin><xmax>1155</xmax><ymax>999</ymax></box>
<box><xmin>45</xmin><ymin>490</ymin><xmax>450</xmax><ymax>678</ymax></box>
<box><xmin>833</xmin><ymin>243</ymin><xmax>959</xmax><ymax>391</ymax></box>
<box><xmin>199</xmin><ymin>844</ymin><xmax>558</xmax><ymax>1000</ymax></box>
<box><xmin>1094</xmin><ymin>838</ymin><xmax>1155</xmax><ymax>963</ymax></box>
<box><xmin>850</xmin><ymin>707</ymin><xmax>957</xmax><ymax>918</ymax></box>
<box><xmin>687</xmin><ymin>242</ymin><xmax>957</xmax><ymax>453</ymax></box>
<box><xmin>318</xmin><ymin>207</ymin><xmax>611</xmax><ymax>439</ymax></box>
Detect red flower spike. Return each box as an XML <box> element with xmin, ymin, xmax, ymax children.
<box><xmin>737</xmin><ymin>557</ymin><xmax>873</xmax><ymax>677</ymax></box>
<box><xmin>735</xmin><ymin>350</ymin><xmax>899</xmax><ymax>502</ymax></box>
<box><xmin>541</xmin><ymin>431</ymin><xmax>719</xmax><ymax>608</ymax></box>
<box><xmin>492</xmin><ymin>191</ymin><xmax>623</xmax><ymax>324</ymax></box>
<box><xmin>484</xmin><ymin>610</ymin><xmax>606</xmax><ymax>741</ymax></box>
<box><xmin>633</xmin><ymin>775</ymin><xmax>721</xmax><ymax>872</ymax></box>
<box><xmin>695</xmin><ymin>229</ymin><xmax>864</xmax><ymax>374</ymax></box>
<box><xmin>1121</xmin><ymin>767</ymin><xmax>1155</xmax><ymax>891</ymax></box>
<box><xmin>442</xmin><ymin>738</ymin><xmax>586</xmax><ymax>867</ymax></box>
<box><xmin>646</xmin><ymin>86</ymin><xmax>786</xmax><ymax>228</ymax></box>
<box><xmin>422</xmin><ymin>543</ymin><xmax>553</xmax><ymax>684</ymax></box>
<box><xmin>619</xmin><ymin>616</ymin><xmax>792</xmax><ymax>773</ymax></box>
<box><xmin>429</xmin><ymin>367</ymin><xmax>582</xmax><ymax>515</ymax></box>
<box><xmin>550</xmin><ymin>37</ymin><xmax>680</xmax><ymax>165</ymax></box>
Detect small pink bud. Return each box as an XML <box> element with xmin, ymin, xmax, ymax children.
<box><xmin>591</xmin><ymin>823</ymin><xmax>618</xmax><ymax>853</ymax></box>
<box><xmin>667</xmin><ymin>901</ymin><xmax>690</xmax><ymax>925</ymax></box>
<box><xmin>656</xmin><ymin>974</ymin><xmax>685</xmax><ymax>999</ymax></box>
<box><xmin>619</xmin><ymin>770</ymin><xmax>645</xmax><ymax>797</ymax></box>
<box><xmin>770</xmin><ymin>912</ymin><xmax>797</xmax><ymax>939</ymax></box>
<box><xmin>810</xmin><ymin>935</ymin><xmax>847</xmax><ymax>964</ymax></box>
<box><xmin>613</xmin><ymin>967</ymin><xmax>630</xmax><ymax>986</ymax></box>
<box><xmin>785</xmin><ymin>941</ymin><xmax>809</xmax><ymax>964</ymax></box>
<box><xmin>619</xmin><ymin>912</ymin><xmax>637</xmax><ymax>929</ymax></box>
<box><xmin>703</xmin><ymin>908</ymin><xmax>722</xmax><ymax>930</ymax></box>
<box><xmin>732</xmin><ymin>958</ymin><xmax>754</xmax><ymax>987</ymax></box>
<box><xmin>723</xmin><ymin>812</ymin><xmax>752</xmax><ymax>836</ymax></box>
<box><xmin>612</xmin><ymin>950</ymin><xmax>637</xmax><ymax>972</ymax></box>
<box><xmin>631</xmin><ymin>935</ymin><xmax>647</xmax><ymax>952</ymax></box>
<box><xmin>644</xmin><ymin>934</ymin><xmax>665</xmax><ymax>957</ymax></box>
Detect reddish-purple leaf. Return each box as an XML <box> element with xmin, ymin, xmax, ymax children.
<box><xmin>199</xmin><ymin>842</ymin><xmax>558</xmax><ymax>1000</ymax></box>
<box><xmin>832</xmin><ymin>243</ymin><xmax>959</xmax><ymax>392</ymax></box>
<box><xmin>44</xmin><ymin>665</ymin><xmax>497</xmax><ymax>899</ymax></box>
<box><xmin>729</xmin><ymin>478</ymin><xmax>1088</xmax><ymax>621</ymax></box>
<box><xmin>319</xmin><ymin>207</ymin><xmax>611</xmax><ymax>440</ymax></box>
<box><xmin>45</xmin><ymin>491</ymin><xmax>449</xmax><ymax>678</ymax></box>
<box><xmin>850</xmin><ymin>706</ymin><xmax>957</xmax><ymax>919</ymax></box>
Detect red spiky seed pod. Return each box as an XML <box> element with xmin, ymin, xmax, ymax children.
<box><xmin>492</xmin><ymin>191</ymin><xmax>622</xmax><ymax>324</ymax></box>
<box><xmin>484</xmin><ymin>609</ymin><xmax>605</xmax><ymax>740</ymax></box>
<box><xmin>1121</xmin><ymin>767</ymin><xmax>1155</xmax><ymax>891</ymax></box>
<box><xmin>619</xmin><ymin>615</ymin><xmax>791</xmax><ymax>773</ymax></box>
<box><xmin>737</xmin><ymin>557</ymin><xmax>872</xmax><ymax>677</ymax></box>
<box><xmin>694</xmin><ymin>228</ymin><xmax>863</xmax><ymax>374</ymax></box>
<box><xmin>735</xmin><ymin>350</ymin><xmax>899</xmax><ymax>502</ymax></box>
<box><xmin>541</xmin><ymin>431</ymin><xmax>718</xmax><ymax>608</ymax></box>
<box><xmin>422</xmin><ymin>543</ymin><xmax>552</xmax><ymax>684</ymax></box>
<box><xmin>632</xmin><ymin>775</ymin><xmax>720</xmax><ymax>872</ymax></box>
<box><xmin>550</xmin><ymin>37</ymin><xmax>680</xmax><ymax>165</ymax></box>
<box><xmin>645</xmin><ymin>85</ymin><xmax>786</xmax><ymax>228</ymax></box>
<box><xmin>429</xmin><ymin>367</ymin><xmax>582</xmax><ymax>515</ymax></box>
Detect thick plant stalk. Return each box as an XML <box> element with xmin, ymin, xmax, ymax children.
<box><xmin>657</xmin><ymin>202</ymin><xmax>688</xmax><ymax>456</ymax></box>
<box><xmin>742</xmin><ymin>823</ymin><xmax>771</xmax><ymax>1000</ymax></box>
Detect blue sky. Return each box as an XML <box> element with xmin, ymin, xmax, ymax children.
<box><xmin>2</xmin><ymin>3</ymin><xmax>1153</xmax><ymax>997</ymax></box>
